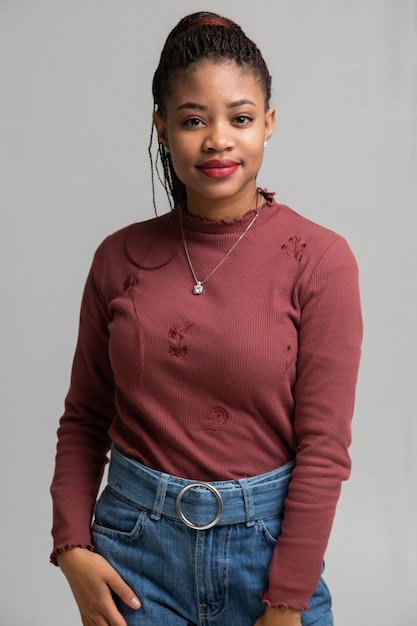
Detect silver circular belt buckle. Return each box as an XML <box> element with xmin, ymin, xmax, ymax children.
<box><xmin>175</xmin><ymin>482</ymin><xmax>224</xmax><ymax>530</ymax></box>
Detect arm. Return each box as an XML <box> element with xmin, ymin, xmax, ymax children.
<box><xmin>50</xmin><ymin>243</ymin><xmax>141</xmax><ymax>621</ymax></box>
<box><xmin>50</xmin><ymin>244</ymin><xmax>115</xmax><ymax>558</ymax></box>
<box><xmin>262</xmin><ymin>237</ymin><xmax>362</xmax><ymax>609</ymax></box>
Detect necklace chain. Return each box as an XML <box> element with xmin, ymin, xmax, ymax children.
<box><xmin>179</xmin><ymin>193</ymin><xmax>262</xmax><ymax>295</ymax></box>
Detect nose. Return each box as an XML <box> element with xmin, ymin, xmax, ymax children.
<box><xmin>202</xmin><ymin>122</ymin><xmax>233</xmax><ymax>152</ymax></box>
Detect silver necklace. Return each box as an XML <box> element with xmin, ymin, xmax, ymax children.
<box><xmin>179</xmin><ymin>193</ymin><xmax>262</xmax><ymax>295</ymax></box>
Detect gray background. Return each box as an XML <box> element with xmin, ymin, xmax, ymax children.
<box><xmin>1</xmin><ymin>1</ymin><xmax>416</xmax><ymax>624</ymax></box>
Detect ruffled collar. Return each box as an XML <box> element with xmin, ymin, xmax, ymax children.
<box><xmin>179</xmin><ymin>189</ymin><xmax>276</xmax><ymax>234</ymax></box>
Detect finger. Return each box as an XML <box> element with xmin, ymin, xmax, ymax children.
<box><xmin>83</xmin><ymin>592</ymin><xmax>130</xmax><ymax>626</ymax></box>
<box><xmin>81</xmin><ymin>610</ymin><xmax>112</xmax><ymax>626</ymax></box>
<box><xmin>81</xmin><ymin>611</ymin><xmax>94</xmax><ymax>626</ymax></box>
<box><xmin>105</xmin><ymin>569</ymin><xmax>141</xmax><ymax>610</ymax></box>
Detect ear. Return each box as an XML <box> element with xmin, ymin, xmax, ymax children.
<box><xmin>264</xmin><ymin>107</ymin><xmax>276</xmax><ymax>142</ymax></box>
<box><xmin>153</xmin><ymin>111</ymin><xmax>169</xmax><ymax>148</ymax></box>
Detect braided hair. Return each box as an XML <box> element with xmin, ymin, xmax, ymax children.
<box><xmin>149</xmin><ymin>11</ymin><xmax>272</xmax><ymax>211</ymax></box>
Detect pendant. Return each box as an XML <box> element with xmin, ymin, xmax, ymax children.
<box><xmin>193</xmin><ymin>282</ymin><xmax>203</xmax><ymax>295</ymax></box>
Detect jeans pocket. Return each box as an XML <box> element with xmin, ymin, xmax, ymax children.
<box><xmin>301</xmin><ymin>571</ymin><xmax>333</xmax><ymax>626</ymax></box>
<box><xmin>92</xmin><ymin>485</ymin><xmax>147</xmax><ymax>541</ymax></box>
<box><xmin>254</xmin><ymin>514</ymin><xmax>283</xmax><ymax>547</ymax></box>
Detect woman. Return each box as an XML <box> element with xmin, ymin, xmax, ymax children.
<box><xmin>50</xmin><ymin>11</ymin><xmax>362</xmax><ymax>626</ymax></box>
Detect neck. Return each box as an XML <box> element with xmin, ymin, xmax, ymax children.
<box><xmin>185</xmin><ymin>186</ymin><xmax>260</xmax><ymax>220</ymax></box>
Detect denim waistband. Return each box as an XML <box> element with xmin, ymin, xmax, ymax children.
<box><xmin>108</xmin><ymin>445</ymin><xmax>294</xmax><ymax>528</ymax></box>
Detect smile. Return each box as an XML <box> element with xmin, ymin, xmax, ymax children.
<box><xmin>196</xmin><ymin>159</ymin><xmax>240</xmax><ymax>179</ymax></box>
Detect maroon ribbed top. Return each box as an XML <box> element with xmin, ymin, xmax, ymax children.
<box><xmin>50</xmin><ymin>196</ymin><xmax>362</xmax><ymax>610</ymax></box>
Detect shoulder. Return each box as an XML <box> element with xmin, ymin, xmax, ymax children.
<box><xmin>275</xmin><ymin>202</ymin><xmax>341</xmax><ymax>245</ymax></box>
<box><xmin>100</xmin><ymin>211</ymin><xmax>174</xmax><ymax>251</ymax></box>
<box><xmin>93</xmin><ymin>210</ymin><xmax>177</xmax><ymax>266</ymax></box>
<box><xmin>85</xmin><ymin>210</ymin><xmax>179</xmax><ymax>297</ymax></box>
<box><xmin>270</xmin><ymin>200</ymin><xmax>358</xmax><ymax>269</ymax></box>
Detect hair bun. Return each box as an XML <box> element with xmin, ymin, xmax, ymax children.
<box><xmin>167</xmin><ymin>11</ymin><xmax>240</xmax><ymax>42</ymax></box>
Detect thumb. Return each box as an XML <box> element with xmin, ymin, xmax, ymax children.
<box><xmin>105</xmin><ymin>567</ymin><xmax>141</xmax><ymax>610</ymax></box>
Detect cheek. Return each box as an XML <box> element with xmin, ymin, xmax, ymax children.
<box><xmin>241</xmin><ymin>129</ymin><xmax>266</xmax><ymax>158</ymax></box>
<box><xmin>168</xmin><ymin>151</ymin><xmax>197</xmax><ymax>186</ymax></box>
<box><xmin>245</xmin><ymin>143</ymin><xmax>265</xmax><ymax>167</ymax></box>
<box><xmin>169</xmin><ymin>151</ymin><xmax>189</xmax><ymax>176</ymax></box>
<box><xmin>169</xmin><ymin>141</ymin><xmax>198</xmax><ymax>173</ymax></box>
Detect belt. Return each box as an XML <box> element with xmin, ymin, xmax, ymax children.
<box><xmin>108</xmin><ymin>445</ymin><xmax>294</xmax><ymax>530</ymax></box>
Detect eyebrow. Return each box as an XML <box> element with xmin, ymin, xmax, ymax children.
<box><xmin>176</xmin><ymin>99</ymin><xmax>257</xmax><ymax>112</ymax></box>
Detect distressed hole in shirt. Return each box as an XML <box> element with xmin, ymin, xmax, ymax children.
<box><xmin>201</xmin><ymin>406</ymin><xmax>229</xmax><ymax>431</ymax></box>
<box><xmin>168</xmin><ymin>324</ymin><xmax>193</xmax><ymax>360</ymax></box>
<box><xmin>285</xmin><ymin>344</ymin><xmax>297</xmax><ymax>371</ymax></box>
<box><xmin>281</xmin><ymin>236</ymin><xmax>307</xmax><ymax>261</ymax></box>
<box><xmin>122</xmin><ymin>274</ymin><xmax>139</xmax><ymax>291</ymax></box>
<box><xmin>169</xmin><ymin>345</ymin><xmax>188</xmax><ymax>359</ymax></box>
<box><xmin>169</xmin><ymin>326</ymin><xmax>185</xmax><ymax>342</ymax></box>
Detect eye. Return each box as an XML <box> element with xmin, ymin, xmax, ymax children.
<box><xmin>183</xmin><ymin>117</ymin><xmax>205</xmax><ymax>128</ymax></box>
<box><xmin>233</xmin><ymin>114</ymin><xmax>253</xmax><ymax>126</ymax></box>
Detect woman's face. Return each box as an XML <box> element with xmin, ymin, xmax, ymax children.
<box><xmin>153</xmin><ymin>60</ymin><xmax>275</xmax><ymax>219</ymax></box>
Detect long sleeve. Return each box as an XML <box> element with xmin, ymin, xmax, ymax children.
<box><xmin>262</xmin><ymin>236</ymin><xmax>362</xmax><ymax>609</ymax></box>
<box><xmin>50</xmin><ymin>242</ymin><xmax>115</xmax><ymax>562</ymax></box>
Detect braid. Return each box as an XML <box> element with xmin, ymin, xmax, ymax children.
<box><xmin>149</xmin><ymin>11</ymin><xmax>272</xmax><ymax>212</ymax></box>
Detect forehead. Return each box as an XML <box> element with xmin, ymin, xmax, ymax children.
<box><xmin>167</xmin><ymin>59</ymin><xmax>264</xmax><ymax>103</ymax></box>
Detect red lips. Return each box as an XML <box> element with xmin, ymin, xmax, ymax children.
<box><xmin>196</xmin><ymin>159</ymin><xmax>240</xmax><ymax>179</ymax></box>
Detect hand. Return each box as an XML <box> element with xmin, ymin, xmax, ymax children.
<box><xmin>56</xmin><ymin>547</ymin><xmax>141</xmax><ymax>626</ymax></box>
<box><xmin>254</xmin><ymin>606</ymin><xmax>302</xmax><ymax>626</ymax></box>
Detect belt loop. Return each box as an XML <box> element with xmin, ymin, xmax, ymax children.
<box><xmin>238</xmin><ymin>479</ymin><xmax>256</xmax><ymax>527</ymax></box>
<box><xmin>150</xmin><ymin>474</ymin><xmax>169</xmax><ymax>521</ymax></box>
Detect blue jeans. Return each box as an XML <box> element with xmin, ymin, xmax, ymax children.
<box><xmin>91</xmin><ymin>445</ymin><xmax>333</xmax><ymax>625</ymax></box>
